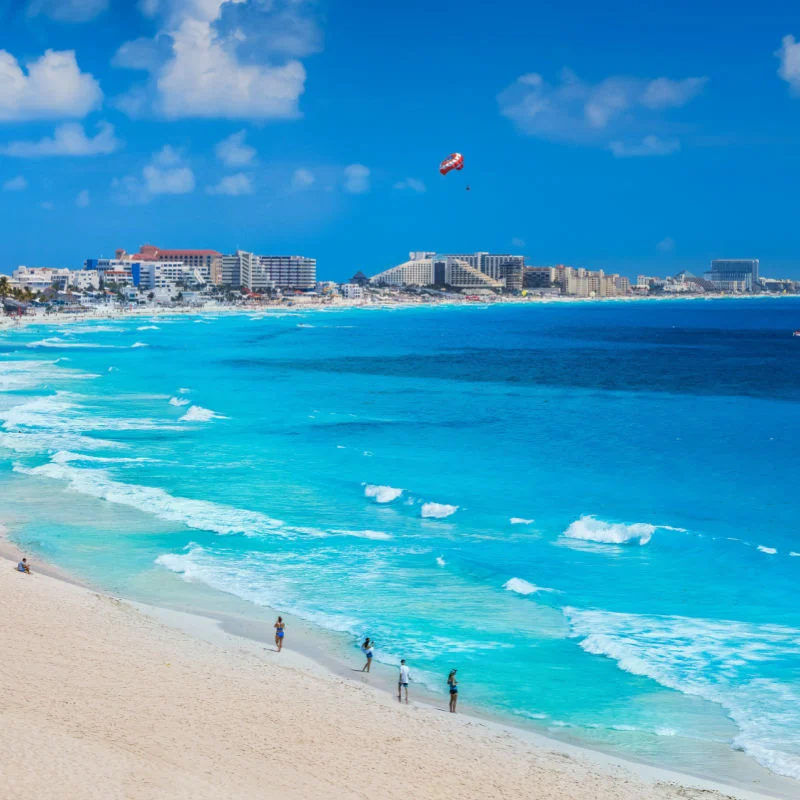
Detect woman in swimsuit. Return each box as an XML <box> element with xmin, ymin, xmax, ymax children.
<box><xmin>447</xmin><ymin>669</ymin><xmax>458</xmax><ymax>713</ymax></box>
<box><xmin>361</xmin><ymin>637</ymin><xmax>374</xmax><ymax>672</ymax></box>
<box><xmin>274</xmin><ymin>616</ymin><xmax>285</xmax><ymax>652</ymax></box>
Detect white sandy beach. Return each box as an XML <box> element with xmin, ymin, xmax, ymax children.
<box><xmin>0</xmin><ymin>541</ymin><xmax>783</xmax><ymax>800</ymax></box>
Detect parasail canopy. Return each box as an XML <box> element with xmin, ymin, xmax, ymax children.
<box><xmin>439</xmin><ymin>153</ymin><xmax>464</xmax><ymax>175</ymax></box>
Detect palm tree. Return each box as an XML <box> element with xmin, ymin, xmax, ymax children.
<box><xmin>0</xmin><ymin>275</ymin><xmax>9</xmax><ymax>298</ymax></box>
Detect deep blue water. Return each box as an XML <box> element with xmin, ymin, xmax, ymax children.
<box><xmin>1</xmin><ymin>299</ymin><xmax>800</xmax><ymax>782</ymax></box>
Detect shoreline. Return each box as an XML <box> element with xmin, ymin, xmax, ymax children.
<box><xmin>1</xmin><ymin>290</ymin><xmax>797</xmax><ymax>333</ymax></box>
<box><xmin>0</xmin><ymin>529</ymin><xmax>792</xmax><ymax>800</ymax></box>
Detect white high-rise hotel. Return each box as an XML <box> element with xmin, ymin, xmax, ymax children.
<box><xmin>370</xmin><ymin>251</ymin><xmax>524</xmax><ymax>289</ymax></box>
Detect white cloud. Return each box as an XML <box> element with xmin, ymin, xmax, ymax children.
<box><xmin>291</xmin><ymin>167</ymin><xmax>314</xmax><ymax>188</ymax></box>
<box><xmin>0</xmin><ymin>49</ymin><xmax>102</xmax><ymax>121</ymax></box>
<box><xmin>498</xmin><ymin>68</ymin><xmax>705</xmax><ymax>155</ymax></box>
<box><xmin>206</xmin><ymin>172</ymin><xmax>253</xmax><ymax>195</ymax></box>
<box><xmin>0</xmin><ymin>122</ymin><xmax>121</xmax><ymax>158</ymax></box>
<box><xmin>511</xmin><ymin>237</ymin><xmax>526</xmax><ymax>248</ymax></box>
<box><xmin>393</xmin><ymin>177</ymin><xmax>426</xmax><ymax>193</ymax></box>
<box><xmin>344</xmin><ymin>164</ymin><xmax>370</xmax><ymax>194</ymax></box>
<box><xmin>609</xmin><ymin>136</ymin><xmax>680</xmax><ymax>158</ymax></box>
<box><xmin>776</xmin><ymin>35</ymin><xmax>800</xmax><ymax>94</ymax></box>
<box><xmin>75</xmin><ymin>189</ymin><xmax>90</xmax><ymax>207</ymax></box>
<box><xmin>2</xmin><ymin>176</ymin><xmax>28</xmax><ymax>191</ymax></box>
<box><xmin>641</xmin><ymin>77</ymin><xmax>707</xmax><ymax>109</ymax></box>
<box><xmin>144</xmin><ymin>163</ymin><xmax>195</xmax><ymax>195</ymax></box>
<box><xmin>113</xmin><ymin>0</ymin><xmax>319</xmax><ymax>120</ymax></box>
<box><xmin>112</xmin><ymin>146</ymin><xmax>195</xmax><ymax>204</ymax></box>
<box><xmin>215</xmin><ymin>130</ymin><xmax>256</xmax><ymax>166</ymax></box>
<box><xmin>27</xmin><ymin>0</ymin><xmax>108</xmax><ymax>23</ymax></box>
<box><xmin>656</xmin><ymin>236</ymin><xmax>675</xmax><ymax>253</ymax></box>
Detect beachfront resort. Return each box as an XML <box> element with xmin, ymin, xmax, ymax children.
<box><xmin>2</xmin><ymin>248</ymin><xmax>795</xmax><ymax>319</ymax></box>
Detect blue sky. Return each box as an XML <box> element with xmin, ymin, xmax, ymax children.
<box><xmin>2</xmin><ymin>0</ymin><xmax>800</xmax><ymax>281</ymax></box>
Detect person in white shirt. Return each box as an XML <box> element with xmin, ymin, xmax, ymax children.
<box><xmin>398</xmin><ymin>659</ymin><xmax>410</xmax><ymax>703</ymax></box>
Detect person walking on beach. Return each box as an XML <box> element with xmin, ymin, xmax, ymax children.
<box><xmin>274</xmin><ymin>616</ymin><xmax>285</xmax><ymax>652</ymax></box>
<box><xmin>17</xmin><ymin>558</ymin><xmax>30</xmax><ymax>574</ymax></box>
<box><xmin>361</xmin><ymin>637</ymin><xmax>374</xmax><ymax>672</ymax></box>
<box><xmin>398</xmin><ymin>659</ymin><xmax>410</xmax><ymax>703</ymax></box>
<box><xmin>447</xmin><ymin>669</ymin><xmax>458</xmax><ymax>713</ymax></box>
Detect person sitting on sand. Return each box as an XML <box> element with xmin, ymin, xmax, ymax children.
<box><xmin>447</xmin><ymin>669</ymin><xmax>458</xmax><ymax>713</ymax></box>
<box><xmin>17</xmin><ymin>558</ymin><xmax>30</xmax><ymax>574</ymax></box>
<box><xmin>274</xmin><ymin>616</ymin><xmax>285</xmax><ymax>652</ymax></box>
<box><xmin>398</xmin><ymin>659</ymin><xmax>410</xmax><ymax>703</ymax></box>
<box><xmin>361</xmin><ymin>637</ymin><xmax>374</xmax><ymax>672</ymax></box>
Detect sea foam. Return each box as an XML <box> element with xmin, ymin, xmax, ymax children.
<box><xmin>421</xmin><ymin>502</ymin><xmax>458</xmax><ymax>519</ymax></box>
<box><xmin>14</xmin><ymin>462</ymin><xmax>290</xmax><ymax>538</ymax></box>
<box><xmin>565</xmin><ymin>607</ymin><xmax>800</xmax><ymax>780</ymax></box>
<box><xmin>169</xmin><ymin>397</ymin><xmax>190</xmax><ymax>407</ymax></box>
<box><xmin>510</xmin><ymin>517</ymin><xmax>534</xmax><ymax>525</ymax></box>
<box><xmin>363</xmin><ymin>484</ymin><xmax>403</xmax><ymax>503</ymax></box>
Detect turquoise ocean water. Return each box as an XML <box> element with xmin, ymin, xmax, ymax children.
<box><xmin>2</xmin><ymin>300</ymin><xmax>800</xmax><ymax>785</ymax></box>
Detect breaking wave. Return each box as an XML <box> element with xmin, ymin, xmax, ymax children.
<box><xmin>503</xmin><ymin>577</ymin><xmax>554</xmax><ymax>595</ymax></box>
<box><xmin>563</xmin><ymin>515</ymin><xmax>663</xmax><ymax>546</ymax></box>
<box><xmin>510</xmin><ymin>517</ymin><xmax>534</xmax><ymax>525</ymax></box>
<box><xmin>169</xmin><ymin>397</ymin><xmax>190</xmax><ymax>407</ymax></box>
<box><xmin>420</xmin><ymin>502</ymin><xmax>458</xmax><ymax>519</ymax></box>
<box><xmin>363</xmin><ymin>484</ymin><xmax>403</xmax><ymax>503</ymax></box>
<box><xmin>180</xmin><ymin>405</ymin><xmax>227</xmax><ymax>422</ymax></box>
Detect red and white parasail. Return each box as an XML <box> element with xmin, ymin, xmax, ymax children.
<box><xmin>439</xmin><ymin>153</ymin><xmax>464</xmax><ymax>175</ymax></box>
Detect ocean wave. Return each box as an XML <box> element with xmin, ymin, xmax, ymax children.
<box><xmin>14</xmin><ymin>462</ymin><xmax>291</xmax><ymax>538</ymax></box>
<box><xmin>0</xmin><ymin>430</ymin><xmax>123</xmax><ymax>454</ymax></box>
<box><xmin>180</xmin><ymin>405</ymin><xmax>227</xmax><ymax>422</ymax></box>
<box><xmin>50</xmin><ymin>450</ymin><xmax>156</xmax><ymax>464</ymax></box>
<box><xmin>0</xmin><ymin>393</ymin><xmax>183</xmax><ymax>433</ymax></box>
<box><xmin>169</xmin><ymin>397</ymin><xmax>190</xmax><ymax>407</ymax></box>
<box><xmin>178</xmin><ymin>388</ymin><xmax>191</xmax><ymax>394</ymax></box>
<box><xmin>420</xmin><ymin>502</ymin><xmax>458</xmax><ymax>519</ymax></box>
<box><xmin>136</xmin><ymin>325</ymin><xmax>160</xmax><ymax>331</ymax></box>
<box><xmin>510</xmin><ymin>517</ymin><xmax>534</xmax><ymax>525</ymax></box>
<box><xmin>131</xmin><ymin>342</ymin><xmax>149</xmax><ymax>348</ymax></box>
<box><xmin>435</xmin><ymin>555</ymin><xmax>446</xmax><ymax>567</ymax></box>
<box><xmin>563</xmin><ymin>515</ymin><xmax>665</xmax><ymax>546</ymax></box>
<box><xmin>503</xmin><ymin>577</ymin><xmax>554</xmax><ymax>595</ymax></box>
<box><xmin>329</xmin><ymin>529</ymin><xmax>392</xmax><ymax>540</ymax></box>
<box><xmin>757</xmin><ymin>545</ymin><xmax>777</xmax><ymax>555</ymax></box>
<box><xmin>565</xmin><ymin>607</ymin><xmax>800</xmax><ymax>779</ymax></box>
<box><xmin>0</xmin><ymin>359</ymin><xmax>96</xmax><ymax>392</ymax></box>
<box><xmin>26</xmin><ymin>337</ymin><xmax>136</xmax><ymax>350</ymax></box>
<box><xmin>363</xmin><ymin>484</ymin><xmax>403</xmax><ymax>503</ymax></box>
<box><xmin>155</xmin><ymin>546</ymin><xmax>364</xmax><ymax>634</ymax></box>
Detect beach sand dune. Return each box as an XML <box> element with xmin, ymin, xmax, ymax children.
<box><xmin>0</xmin><ymin>561</ymin><xmax>762</xmax><ymax>800</ymax></box>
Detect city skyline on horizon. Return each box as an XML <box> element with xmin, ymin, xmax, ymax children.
<box><xmin>2</xmin><ymin>1</ymin><xmax>800</xmax><ymax>281</ymax></box>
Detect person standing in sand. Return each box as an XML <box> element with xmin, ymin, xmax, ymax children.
<box><xmin>398</xmin><ymin>659</ymin><xmax>410</xmax><ymax>703</ymax></box>
<box><xmin>361</xmin><ymin>637</ymin><xmax>374</xmax><ymax>672</ymax></box>
<box><xmin>274</xmin><ymin>616</ymin><xmax>285</xmax><ymax>652</ymax></box>
<box><xmin>447</xmin><ymin>669</ymin><xmax>458</xmax><ymax>713</ymax></box>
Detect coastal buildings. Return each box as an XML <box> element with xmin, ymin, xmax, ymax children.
<box><xmin>132</xmin><ymin>261</ymin><xmax>203</xmax><ymax>291</ymax></box>
<box><xmin>117</xmin><ymin>245</ymin><xmax>222</xmax><ymax>284</ymax></box>
<box><xmin>370</xmin><ymin>251</ymin><xmax>522</xmax><ymax>291</ymax></box>
<box><xmin>705</xmin><ymin>259</ymin><xmax>759</xmax><ymax>292</ymax></box>
<box><xmin>258</xmin><ymin>256</ymin><xmax>316</xmax><ymax>290</ymax></box>
<box><xmin>11</xmin><ymin>266</ymin><xmax>72</xmax><ymax>292</ymax></box>
<box><xmin>370</xmin><ymin>257</ymin><xmax>435</xmax><ymax>287</ymax></box>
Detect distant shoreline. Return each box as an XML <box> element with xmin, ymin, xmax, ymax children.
<box><xmin>1</xmin><ymin>290</ymin><xmax>796</xmax><ymax>332</ymax></box>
